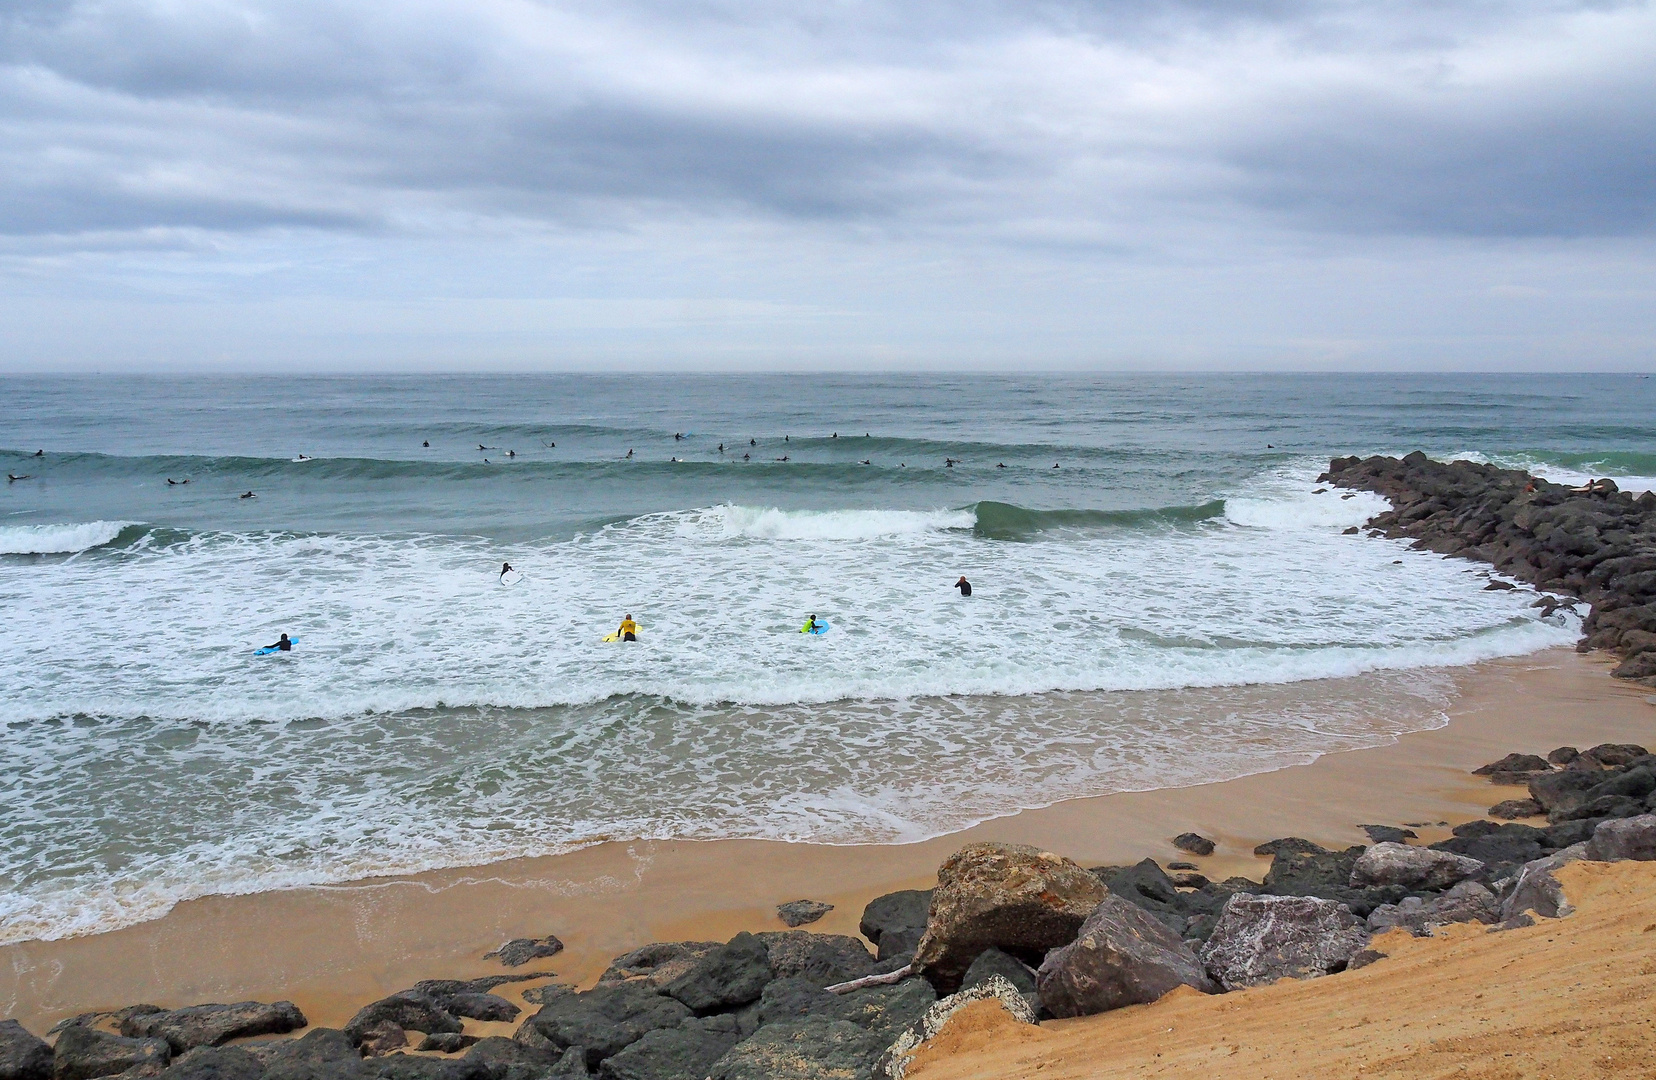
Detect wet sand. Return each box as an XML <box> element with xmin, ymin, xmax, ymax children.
<box><xmin>3</xmin><ymin>647</ymin><xmax>1651</xmax><ymax>1034</ymax></box>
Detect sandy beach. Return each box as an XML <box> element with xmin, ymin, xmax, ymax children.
<box><xmin>3</xmin><ymin>645</ymin><xmax>1651</xmax><ymax>1038</ymax></box>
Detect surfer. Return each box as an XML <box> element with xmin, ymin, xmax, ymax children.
<box><xmin>750</xmin><ymin>438</ymin><xmax>756</xmax><ymax>447</ymax></box>
<box><xmin>675</xmin><ymin>432</ymin><xmax>683</xmax><ymax>441</ymax></box>
<box><xmin>944</xmin><ymin>457</ymin><xmax>958</xmax><ymax>467</ymax></box>
<box><xmin>955</xmin><ymin>576</ymin><xmax>972</xmax><ymax>597</ymax></box>
<box><xmin>166</xmin><ymin>478</ymin><xmax>188</xmax><ymax>485</ymax></box>
<box><xmin>743</xmin><ymin>452</ymin><xmax>750</xmax><ymax>461</ymax></box>
<box><xmin>500</xmin><ymin>562</ymin><xmax>514</xmax><ymax>582</ymax></box>
<box><xmin>776</xmin><ymin>455</ymin><xmax>789</xmax><ymax>462</ymax></box>
<box><xmin>506</xmin><ymin>449</ymin><xmax>516</xmax><ymax>458</ymax></box>
<box><xmin>859</xmin><ymin>459</ymin><xmax>871</xmax><ymax>465</ymax></box>
<box><xmin>625</xmin><ymin>449</ymin><xmax>634</xmax><ymax>459</ymax></box>
<box><xmin>1052</xmin><ymin>463</ymin><xmax>1060</xmax><ymax>469</ymax></box>
<box><xmin>997</xmin><ymin>463</ymin><xmax>1007</xmax><ymax>469</ymax></box>
<box><xmin>616</xmin><ymin>614</ymin><xmax>638</xmax><ymax>642</ymax></box>
<box><xmin>33</xmin><ymin>450</ymin><xmax>43</xmax><ymax>457</ymax></box>
<box><xmin>423</xmin><ymin>440</ymin><xmax>430</xmax><ymax>447</ymax></box>
<box><xmin>295</xmin><ymin>454</ymin><xmax>312</xmax><ymax>461</ymax></box>
<box><xmin>800</xmin><ymin>614</ymin><xmax>822</xmax><ymax>634</ymax></box>
<box><xmin>718</xmin><ymin>443</ymin><xmax>725</xmax><ymax>453</ymax></box>
<box><xmin>265</xmin><ymin>633</ymin><xmax>292</xmax><ymax>652</ymax></box>
<box><xmin>240</xmin><ymin>491</ymin><xmax>257</xmax><ymax>499</ymax></box>
<box><xmin>7</xmin><ymin>474</ymin><xmax>29</xmax><ymax>482</ymax></box>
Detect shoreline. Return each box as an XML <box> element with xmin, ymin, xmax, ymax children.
<box><xmin>4</xmin><ymin>646</ymin><xmax>1652</xmax><ymax>1035</ymax></box>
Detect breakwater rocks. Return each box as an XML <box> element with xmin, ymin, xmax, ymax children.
<box><xmin>1322</xmin><ymin>452</ymin><xmax>1656</xmax><ymax>683</ymax></box>
<box><xmin>11</xmin><ymin>804</ymin><xmax>1656</xmax><ymax>1080</ymax></box>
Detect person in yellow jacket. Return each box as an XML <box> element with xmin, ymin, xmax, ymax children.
<box><xmin>615</xmin><ymin>614</ymin><xmax>638</xmax><ymax>642</ymax></box>
<box><xmin>800</xmin><ymin>614</ymin><xmax>821</xmax><ymax>634</ymax></box>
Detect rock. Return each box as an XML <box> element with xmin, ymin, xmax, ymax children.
<box><xmin>1</xmin><ymin>1021</ymin><xmax>52</xmax><ymax>1080</ymax></box>
<box><xmin>1261</xmin><ymin>845</ymin><xmax>1403</xmax><ymax>915</ymax></box>
<box><xmin>829</xmin><ymin>980</ymin><xmax>936</xmax><ymax>1039</ymax></box>
<box><xmin>162</xmin><ymin>1047</ymin><xmax>265</xmax><ymax>1080</ymax></box>
<box><xmin>1548</xmin><ymin>746</ymin><xmax>1580</xmax><ymax>765</ymax></box>
<box><xmin>1168</xmin><ymin>872</ymin><xmax>1209</xmax><ymax>889</ymax></box>
<box><xmin>776</xmin><ymin>901</ymin><xmax>834</xmax><ymax>928</ymax></box>
<box><xmin>462</xmin><ymin>1037</ymin><xmax>567</xmax><ymax>1080</ymax></box>
<box><xmin>344</xmin><ymin>994</ymin><xmax>461</xmax><ymax>1047</ymax></box>
<box><xmin>958</xmin><ymin>948</ymin><xmax>1037</xmax><ymax>1007</ymax></box>
<box><xmin>592</xmin><ymin>1020</ymin><xmax>741</xmax><ymax>1080</ymax></box>
<box><xmin>415</xmin><ymin>1034</ymin><xmax>477</xmax><ymax>1053</ymax></box>
<box><xmin>1036</xmin><ymin>896</ymin><xmax>1214</xmax><ymax>1018</ymax></box>
<box><xmin>753</xmin><ymin>979</ymin><xmax>838</xmax><ymax>1029</ymax></box>
<box><xmin>597</xmin><ymin>943</ymin><xmax>720</xmax><ymax>989</ymax></box>
<box><xmin>1365</xmin><ymin>881</ymin><xmax>1500</xmax><ymax>935</ymax></box>
<box><xmin>1350</xmin><ymin>843</ymin><xmax>1484</xmax><ymax>891</ymax></box>
<box><xmin>51</xmin><ymin>1026</ymin><xmax>170</xmax><ymax>1080</ymax></box>
<box><xmin>754</xmin><ymin>932</ymin><xmax>875</xmax><ymax>986</ymax></box>
<box><xmin>356</xmin><ymin>1022</ymin><xmax>407</xmax><ymax>1057</ymax></box>
<box><xmin>1428</xmin><ymin>834</ymin><xmax>1541</xmax><ymax>872</ymax></box>
<box><xmin>1171</xmin><ymin>833</ymin><xmax>1215</xmax><ymax>856</ymax></box>
<box><xmin>519</xmin><ymin>986</ymin><xmax>575</xmax><ymax>1007</ymax></box>
<box><xmin>1502</xmin><ymin>843</ymin><xmax>1589</xmax><ymax>921</ymax></box>
<box><xmin>1553</xmin><ymin>794</ymin><xmax>1648</xmax><ymax>823</ymax></box>
<box><xmin>1489</xmin><ymin>799</ymin><xmax>1544</xmax><ymax>819</ymax></box>
<box><xmin>662</xmin><ymin>932</ymin><xmax>774</xmax><ymax>1014</ymax></box>
<box><xmin>364</xmin><ymin>1057</ymin><xmax>494</xmax><ymax>1080</ymax></box>
<box><xmin>1252</xmin><ymin>838</ymin><xmax>1327</xmax><ymax>858</ymax></box>
<box><xmin>442</xmin><ymin>996</ymin><xmax>519</xmax><ymax>1024</ymax></box>
<box><xmin>858</xmin><ymin>892</ymin><xmax>932</xmax><ymax>963</ymax></box>
<box><xmin>525</xmin><ymin>983</ymin><xmax>692</xmax><ymax>1070</ymax></box>
<box><xmin>255</xmin><ymin>1028</ymin><xmax>364</xmax><ymax>1080</ymax></box>
<box><xmin>1346</xmin><ymin>949</ymin><xmax>1386</xmax><ymax>971</ymax></box>
<box><xmin>123</xmin><ymin>1003</ymin><xmax>307</xmax><ymax>1053</ymax></box>
<box><xmin>912</xmin><ymin>843</ymin><xmax>1106</xmax><ymax>992</ymax></box>
<box><xmin>1472</xmin><ymin>753</ymin><xmax>1551</xmax><ymax>776</ymax></box>
<box><xmin>1541</xmin><ymin>818</ymin><xmax>1600</xmax><ymax>849</ymax></box>
<box><xmin>1166</xmin><ymin>861</ymin><xmax>1197</xmax><ymax>871</ymax></box>
<box><xmin>1580</xmin><ymin>743</ymin><xmax>1649</xmax><ymax>767</ymax></box>
<box><xmin>1585</xmin><ymin>766</ymin><xmax>1656</xmax><ymax>804</ymax></box>
<box><xmin>485</xmin><ymin>938</ymin><xmax>565</xmax><ymax>969</ymax></box>
<box><xmin>1358</xmin><ymin>826</ymin><xmax>1416</xmax><ymax>845</ymax></box>
<box><xmin>878</xmin><ymin>976</ymin><xmax>1037</xmax><ymax>1080</ymax></box>
<box><xmin>1585</xmin><ymin>814</ymin><xmax>1656</xmax><ymax>861</ymax></box>
<box><xmin>413</xmin><ymin>977</ymin><xmax>556</xmax><ymax>1004</ymax></box>
<box><xmin>1198</xmin><ymin>894</ymin><xmax>1370</xmax><ymax>991</ymax></box>
<box><xmin>705</xmin><ymin>1018</ymin><xmax>885</xmax><ymax>1080</ymax></box>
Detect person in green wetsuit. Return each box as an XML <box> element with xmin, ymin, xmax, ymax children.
<box><xmin>800</xmin><ymin>614</ymin><xmax>821</xmax><ymax>634</ymax></box>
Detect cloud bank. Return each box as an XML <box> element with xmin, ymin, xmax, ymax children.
<box><xmin>2</xmin><ymin>0</ymin><xmax>1654</xmax><ymax>368</ymax></box>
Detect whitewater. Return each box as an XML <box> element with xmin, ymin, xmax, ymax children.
<box><xmin>1</xmin><ymin>371</ymin><xmax>1650</xmax><ymax>945</ymax></box>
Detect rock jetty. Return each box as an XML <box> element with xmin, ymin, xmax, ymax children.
<box><xmin>1322</xmin><ymin>452</ymin><xmax>1656</xmax><ymax>682</ymax></box>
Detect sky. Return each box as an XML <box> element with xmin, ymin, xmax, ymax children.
<box><xmin>1</xmin><ymin>0</ymin><xmax>1654</xmax><ymax>371</ymax></box>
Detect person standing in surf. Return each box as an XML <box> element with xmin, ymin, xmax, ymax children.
<box><xmin>616</xmin><ymin>614</ymin><xmax>638</xmax><ymax>642</ymax></box>
<box><xmin>955</xmin><ymin>576</ymin><xmax>972</xmax><ymax>596</ymax></box>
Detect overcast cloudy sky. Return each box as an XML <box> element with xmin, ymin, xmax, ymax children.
<box><xmin>2</xmin><ymin>0</ymin><xmax>1653</xmax><ymax>370</ymax></box>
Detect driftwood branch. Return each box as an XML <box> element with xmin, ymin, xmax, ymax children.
<box><xmin>825</xmin><ymin>962</ymin><xmax>914</xmax><ymax>994</ymax></box>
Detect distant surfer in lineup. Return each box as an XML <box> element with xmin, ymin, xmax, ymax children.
<box><xmin>295</xmin><ymin>454</ymin><xmax>312</xmax><ymax>461</ymax></box>
<box><xmin>625</xmin><ymin>449</ymin><xmax>634</xmax><ymax>459</ymax></box>
<box><xmin>422</xmin><ymin>440</ymin><xmax>429</xmax><ymax>447</ymax></box>
<box><xmin>955</xmin><ymin>576</ymin><xmax>972</xmax><ymax>597</ymax></box>
<box><xmin>7</xmin><ymin>474</ymin><xmax>29</xmax><ymax>482</ymax></box>
<box><xmin>615</xmin><ymin>614</ymin><xmax>638</xmax><ymax>642</ymax></box>
<box><xmin>266</xmin><ymin>634</ymin><xmax>292</xmax><ymax>652</ymax></box>
<box><xmin>500</xmin><ymin>562</ymin><xmax>514</xmax><ymax>582</ymax></box>
<box><xmin>166</xmin><ymin>478</ymin><xmax>188</xmax><ymax>485</ymax></box>
<box><xmin>33</xmin><ymin>450</ymin><xmax>43</xmax><ymax>457</ymax></box>
<box><xmin>240</xmin><ymin>491</ymin><xmax>257</xmax><ymax>499</ymax></box>
<box><xmin>800</xmin><ymin>614</ymin><xmax>827</xmax><ymax>634</ymax></box>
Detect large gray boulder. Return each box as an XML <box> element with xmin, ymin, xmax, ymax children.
<box><xmin>1035</xmin><ymin>897</ymin><xmax>1214</xmax><ymax>1018</ymax></box>
<box><xmin>959</xmin><ymin>948</ymin><xmax>1037</xmax><ymax>1005</ymax></box>
<box><xmin>859</xmin><ymin>892</ymin><xmax>932</xmax><ymax>963</ymax></box>
<box><xmin>343</xmin><ymin>993</ymin><xmax>461</xmax><ymax>1047</ymax></box>
<box><xmin>1528</xmin><ymin>770</ymin><xmax>1603</xmax><ymax>816</ymax></box>
<box><xmin>52</xmin><ymin>1026</ymin><xmax>170</xmax><ymax>1080</ymax></box>
<box><xmin>913</xmin><ymin>843</ymin><xmax>1106</xmax><ymax>992</ymax></box>
<box><xmin>122</xmin><ymin>1003</ymin><xmax>307</xmax><ymax>1053</ymax></box>
<box><xmin>705</xmin><ymin>1018</ymin><xmax>885</xmax><ymax>1080</ymax></box>
<box><xmin>1585</xmin><ymin>814</ymin><xmax>1656</xmax><ymax>861</ymax></box>
<box><xmin>254</xmin><ymin>1028</ymin><xmax>366</xmax><ymax>1080</ymax></box>
<box><xmin>1502</xmin><ymin>842</ymin><xmax>1589</xmax><ymax>922</ymax></box>
<box><xmin>1199</xmin><ymin>894</ymin><xmax>1370</xmax><ymax>991</ymax></box>
<box><xmin>597</xmin><ymin>943</ymin><xmax>721</xmax><ymax>989</ymax></box>
<box><xmin>661</xmin><ymin>932</ymin><xmax>774</xmax><ymax>1014</ymax></box>
<box><xmin>754</xmin><ymin>933</ymin><xmax>875</xmax><ymax>987</ymax></box>
<box><xmin>1</xmin><ymin>1021</ymin><xmax>53</xmax><ymax>1080</ymax></box>
<box><xmin>878</xmin><ymin>976</ymin><xmax>1037</xmax><ymax>1080</ymax></box>
<box><xmin>525</xmin><ymin>983</ymin><xmax>691</xmax><ymax>1070</ymax></box>
<box><xmin>752</xmin><ymin>975</ymin><xmax>934</xmax><ymax>1039</ymax></box>
<box><xmin>1348</xmin><ymin>843</ymin><xmax>1483</xmax><ymax>891</ymax></box>
<box><xmin>460</xmin><ymin>1037</ymin><xmax>565</xmax><ymax>1080</ymax></box>
<box><xmin>593</xmin><ymin>1017</ymin><xmax>742</xmax><ymax>1080</ymax></box>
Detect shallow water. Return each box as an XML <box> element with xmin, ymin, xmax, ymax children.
<box><xmin>2</xmin><ymin>371</ymin><xmax>1650</xmax><ymax>943</ymax></box>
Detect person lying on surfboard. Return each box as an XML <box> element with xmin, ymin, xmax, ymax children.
<box><xmin>800</xmin><ymin>614</ymin><xmax>822</xmax><ymax>634</ymax></box>
<box><xmin>265</xmin><ymin>633</ymin><xmax>292</xmax><ymax>652</ymax></box>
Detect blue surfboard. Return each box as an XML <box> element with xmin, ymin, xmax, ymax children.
<box><xmin>254</xmin><ymin>637</ymin><xmax>299</xmax><ymax>655</ymax></box>
<box><xmin>804</xmin><ymin>622</ymin><xmax>830</xmax><ymax>635</ymax></box>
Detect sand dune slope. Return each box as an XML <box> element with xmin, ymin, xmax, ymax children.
<box><xmin>909</xmin><ymin>860</ymin><xmax>1656</xmax><ymax>1080</ymax></box>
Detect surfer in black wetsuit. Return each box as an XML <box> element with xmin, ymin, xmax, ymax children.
<box><xmin>625</xmin><ymin>449</ymin><xmax>634</xmax><ymax>459</ymax></box>
<box><xmin>423</xmin><ymin>440</ymin><xmax>430</xmax><ymax>447</ymax></box>
<box><xmin>166</xmin><ymin>478</ymin><xmax>188</xmax><ymax>485</ymax></box>
<box><xmin>750</xmin><ymin>438</ymin><xmax>756</xmax><ymax>447</ymax></box>
<box><xmin>500</xmin><ymin>562</ymin><xmax>514</xmax><ymax>582</ymax></box>
<box><xmin>955</xmin><ymin>576</ymin><xmax>972</xmax><ymax>597</ymax></box>
<box><xmin>240</xmin><ymin>491</ymin><xmax>256</xmax><ymax>499</ymax></box>
<box><xmin>266</xmin><ymin>633</ymin><xmax>292</xmax><ymax>652</ymax></box>
<box><xmin>33</xmin><ymin>450</ymin><xmax>43</xmax><ymax>457</ymax></box>
<box><xmin>7</xmin><ymin>474</ymin><xmax>29</xmax><ymax>482</ymax></box>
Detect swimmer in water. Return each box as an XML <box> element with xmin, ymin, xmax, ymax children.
<box><xmin>800</xmin><ymin>614</ymin><xmax>822</xmax><ymax>633</ymax></box>
<box><xmin>542</xmin><ymin>440</ymin><xmax>556</xmax><ymax>448</ymax></box>
<box><xmin>955</xmin><ymin>576</ymin><xmax>972</xmax><ymax>597</ymax></box>
<box><xmin>743</xmin><ymin>452</ymin><xmax>750</xmax><ymax>460</ymax></box>
<box><xmin>1052</xmin><ymin>463</ymin><xmax>1060</xmax><ymax>469</ymax></box>
<box><xmin>859</xmin><ymin>459</ymin><xmax>871</xmax><ymax>465</ymax></box>
<box><xmin>423</xmin><ymin>440</ymin><xmax>430</xmax><ymax>447</ymax></box>
<box><xmin>478</xmin><ymin>444</ymin><xmax>495</xmax><ymax>450</ymax></box>
<box><xmin>750</xmin><ymin>438</ymin><xmax>756</xmax><ymax>447</ymax></box>
<box><xmin>265</xmin><ymin>633</ymin><xmax>292</xmax><ymax>652</ymax></box>
<box><xmin>240</xmin><ymin>491</ymin><xmax>257</xmax><ymax>499</ymax></box>
<box><xmin>776</xmin><ymin>455</ymin><xmax>789</xmax><ymax>462</ymax></box>
<box><xmin>996</xmin><ymin>463</ymin><xmax>1007</xmax><ymax>469</ymax></box>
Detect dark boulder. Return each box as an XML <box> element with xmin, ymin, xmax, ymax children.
<box><xmin>1171</xmin><ymin>833</ymin><xmax>1216</xmax><ymax>856</ymax></box>
<box><xmin>1428</xmin><ymin>834</ymin><xmax>1540</xmax><ymax>871</ymax></box>
<box><xmin>1036</xmin><ymin>897</ymin><xmax>1214</xmax><ymax>1017</ymax></box>
<box><xmin>775</xmin><ymin>902</ymin><xmax>833</xmax><ymax>928</ymax></box>
<box><xmin>596</xmin><ymin>943</ymin><xmax>719</xmax><ymax>989</ymax></box>
<box><xmin>704</xmin><ymin>1019</ymin><xmax>884</xmax><ymax>1080</ymax></box>
<box><xmin>441</xmin><ymin>996</ymin><xmax>518</xmax><ymax>1025</ymax></box>
<box><xmin>52</xmin><ymin>1026</ymin><xmax>170</xmax><ymax>1080</ymax></box>
<box><xmin>364</xmin><ymin>1056</ymin><xmax>495</xmax><ymax>1080</ymax></box>
<box><xmin>161</xmin><ymin>1048</ymin><xmax>265</xmax><ymax>1080</ymax></box>
<box><xmin>1</xmin><ymin>1021</ymin><xmax>53</xmax><ymax>1080</ymax></box>
<box><xmin>858</xmin><ymin>891</ymin><xmax>932</xmax><ymax>963</ymax></box>
<box><xmin>1503</xmin><ymin>844</ymin><xmax>1588</xmax><ymax>922</ymax></box>
<box><xmin>124</xmin><ymin>1003</ymin><xmax>307</xmax><ymax>1053</ymax></box>
<box><xmin>485</xmin><ymin>938</ymin><xmax>565</xmax><ymax>969</ymax></box>
<box><xmin>1365</xmin><ymin>881</ymin><xmax>1500</xmax><ymax>935</ymax></box>
<box><xmin>1358</xmin><ymin>826</ymin><xmax>1416</xmax><ymax>845</ymax></box>
<box><xmin>1199</xmin><ymin>894</ymin><xmax>1369</xmax><ymax>991</ymax></box>
<box><xmin>1489</xmin><ymin>799</ymin><xmax>1543</xmax><ymax>820</ymax></box>
<box><xmin>1549</xmin><ymin>746</ymin><xmax>1580</xmax><ymax>765</ymax></box>
<box><xmin>1585</xmin><ymin>814</ymin><xmax>1656</xmax><ymax>861</ymax></box>
<box><xmin>525</xmin><ymin>983</ymin><xmax>691</xmax><ymax>1070</ymax></box>
<box><xmin>662</xmin><ymin>930</ymin><xmax>774</xmax><ymax>1014</ymax></box>
<box><xmin>460</xmin><ymin>1037</ymin><xmax>564</xmax><ymax>1080</ymax></box>
<box><xmin>343</xmin><ymin>995</ymin><xmax>460</xmax><ymax>1048</ymax></box>
<box><xmin>959</xmin><ymin>948</ymin><xmax>1037</xmax><ymax>1004</ymax></box>
<box><xmin>1252</xmin><ymin>838</ymin><xmax>1327</xmax><ymax>858</ymax></box>
<box><xmin>255</xmin><ymin>1028</ymin><xmax>365</xmax><ymax>1080</ymax></box>
<box><xmin>1541</xmin><ymin>818</ymin><xmax>1600</xmax><ymax>849</ymax></box>
<box><xmin>753</xmin><ymin>933</ymin><xmax>874</xmax><ymax>987</ymax></box>
<box><xmin>1528</xmin><ymin>770</ymin><xmax>1602</xmax><ymax>815</ymax></box>
<box><xmin>1579</xmin><ymin>744</ymin><xmax>1649</xmax><ymax>768</ymax></box>
<box><xmin>415</xmin><ymin>1034</ymin><xmax>475</xmax><ymax>1053</ymax></box>
<box><xmin>752</xmin><ymin>979</ymin><xmax>837</xmax><ymax>1029</ymax></box>
<box><xmin>592</xmin><ymin>1018</ymin><xmax>741</xmax><ymax>1080</ymax></box>
<box><xmin>1472</xmin><ymin>753</ymin><xmax>1551</xmax><ymax>776</ymax></box>
<box><xmin>355</xmin><ymin>1024</ymin><xmax>406</xmax><ymax>1058</ymax></box>
<box><xmin>828</xmin><ymin>980</ymin><xmax>935</xmax><ymax>1039</ymax></box>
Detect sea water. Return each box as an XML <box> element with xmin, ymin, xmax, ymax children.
<box><xmin>2</xmin><ymin>372</ymin><xmax>1653</xmax><ymax>944</ymax></box>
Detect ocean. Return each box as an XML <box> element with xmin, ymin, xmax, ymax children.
<box><xmin>3</xmin><ymin>372</ymin><xmax>1653</xmax><ymax>945</ymax></box>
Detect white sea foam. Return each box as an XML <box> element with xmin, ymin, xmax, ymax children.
<box><xmin>0</xmin><ymin>520</ymin><xmax>132</xmax><ymax>555</ymax></box>
<box><xmin>674</xmin><ymin>504</ymin><xmax>976</xmax><ymax>541</ymax></box>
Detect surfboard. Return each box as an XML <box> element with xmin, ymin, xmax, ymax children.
<box><xmin>602</xmin><ymin>627</ymin><xmax>638</xmax><ymax>642</ymax></box>
<box><xmin>500</xmin><ymin>570</ymin><xmax>523</xmax><ymax>586</ymax></box>
<box><xmin>254</xmin><ymin>637</ymin><xmax>299</xmax><ymax>655</ymax></box>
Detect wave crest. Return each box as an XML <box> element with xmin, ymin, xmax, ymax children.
<box><xmin>0</xmin><ymin>521</ymin><xmax>138</xmax><ymax>555</ymax></box>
